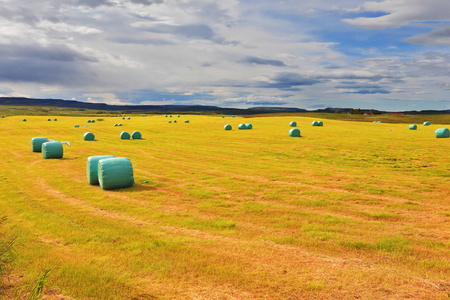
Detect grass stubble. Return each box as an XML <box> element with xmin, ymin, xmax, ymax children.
<box><xmin>0</xmin><ymin>113</ymin><xmax>448</xmax><ymax>299</ymax></box>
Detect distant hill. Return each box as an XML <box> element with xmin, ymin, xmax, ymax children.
<box><xmin>0</xmin><ymin>97</ymin><xmax>448</xmax><ymax>115</ymax></box>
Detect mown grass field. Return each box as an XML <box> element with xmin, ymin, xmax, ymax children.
<box><xmin>0</xmin><ymin>113</ymin><xmax>449</xmax><ymax>299</ymax></box>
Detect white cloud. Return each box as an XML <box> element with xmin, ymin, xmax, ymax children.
<box><xmin>343</xmin><ymin>0</ymin><xmax>450</xmax><ymax>29</ymax></box>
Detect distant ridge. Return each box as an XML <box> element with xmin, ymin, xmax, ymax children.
<box><xmin>0</xmin><ymin>97</ymin><xmax>448</xmax><ymax>114</ymax></box>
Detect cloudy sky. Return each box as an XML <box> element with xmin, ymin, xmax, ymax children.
<box><xmin>1</xmin><ymin>0</ymin><xmax>450</xmax><ymax>111</ymax></box>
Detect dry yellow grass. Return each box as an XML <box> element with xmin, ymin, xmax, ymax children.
<box><xmin>0</xmin><ymin>114</ymin><xmax>449</xmax><ymax>299</ymax></box>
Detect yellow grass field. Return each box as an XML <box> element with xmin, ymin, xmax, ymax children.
<box><xmin>0</xmin><ymin>114</ymin><xmax>449</xmax><ymax>299</ymax></box>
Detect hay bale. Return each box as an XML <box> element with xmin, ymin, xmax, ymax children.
<box><xmin>312</xmin><ymin>121</ymin><xmax>319</xmax><ymax>126</ymax></box>
<box><xmin>177</xmin><ymin>115</ymin><xmax>180</xmax><ymax>117</ymax></box>
<box><xmin>91</xmin><ymin>120</ymin><xmax>95</xmax><ymax>123</ymax></box>
<box><xmin>174</xmin><ymin>120</ymin><xmax>177</xmax><ymax>123</ymax></box>
<box><xmin>289</xmin><ymin>128</ymin><xmax>301</xmax><ymax>137</ymax></box>
<box><xmin>75</xmin><ymin>125</ymin><xmax>80</xmax><ymax>128</ymax></box>
<box><xmin>127</xmin><ymin>117</ymin><xmax>130</xmax><ymax>120</ymax></box>
<box><xmin>98</xmin><ymin>157</ymin><xmax>134</xmax><ymax>190</ymax></box>
<box><xmin>47</xmin><ymin>118</ymin><xmax>51</xmax><ymax>121</ymax></box>
<box><xmin>185</xmin><ymin>120</ymin><xmax>189</xmax><ymax>123</ymax></box>
<box><xmin>317</xmin><ymin>121</ymin><xmax>323</xmax><ymax>126</ymax></box>
<box><xmin>290</xmin><ymin>121</ymin><xmax>297</xmax><ymax>127</ymax></box>
<box><xmin>42</xmin><ymin>141</ymin><xmax>63</xmax><ymax>159</ymax></box>
<box><xmin>120</xmin><ymin>131</ymin><xmax>131</xmax><ymax>139</ymax></box>
<box><xmin>423</xmin><ymin>121</ymin><xmax>431</xmax><ymax>126</ymax></box>
<box><xmin>435</xmin><ymin>128</ymin><xmax>449</xmax><ymax>138</ymax></box>
<box><xmin>114</xmin><ymin>124</ymin><xmax>118</xmax><ymax>127</ymax></box>
<box><xmin>54</xmin><ymin>118</ymin><xmax>57</xmax><ymax>121</ymax></box>
<box><xmin>168</xmin><ymin>120</ymin><xmax>172</xmax><ymax>123</ymax></box>
<box><xmin>245</xmin><ymin>123</ymin><xmax>253</xmax><ymax>129</ymax></box>
<box><xmin>31</xmin><ymin>137</ymin><xmax>49</xmax><ymax>152</ymax></box>
<box><xmin>222</xmin><ymin>116</ymin><xmax>225</xmax><ymax>118</ymax></box>
<box><xmin>87</xmin><ymin>120</ymin><xmax>92</xmax><ymax>123</ymax></box>
<box><xmin>409</xmin><ymin>124</ymin><xmax>417</xmax><ymax>130</ymax></box>
<box><xmin>131</xmin><ymin>131</ymin><xmax>142</xmax><ymax>139</ymax></box>
<box><xmin>118</xmin><ymin>124</ymin><xmax>123</xmax><ymax>126</ymax></box>
<box><xmin>238</xmin><ymin>124</ymin><xmax>247</xmax><ymax>130</ymax></box>
<box><xmin>83</xmin><ymin>132</ymin><xmax>95</xmax><ymax>141</ymax></box>
<box><xmin>23</xmin><ymin>119</ymin><xmax>27</xmax><ymax>122</ymax></box>
<box><xmin>224</xmin><ymin>124</ymin><xmax>232</xmax><ymax>130</ymax></box>
<box><xmin>86</xmin><ymin>155</ymin><xmax>115</xmax><ymax>185</ymax></box>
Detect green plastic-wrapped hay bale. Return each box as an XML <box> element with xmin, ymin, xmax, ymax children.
<box><xmin>222</xmin><ymin>116</ymin><xmax>225</xmax><ymax>118</ymax></box>
<box><xmin>54</xmin><ymin>118</ymin><xmax>58</xmax><ymax>121</ymax></box>
<box><xmin>118</xmin><ymin>124</ymin><xmax>123</xmax><ymax>126</ymax></box>
<box><xmin>423</xmin><ymin>121</ymin><xmax>431</xmax><ymax>126</ymax></box>
<box><xmin>224</xmin><ymin>124</ymin><xmax>232</xmax><ymax>130</ymax></box>
<box><xmin>23</xmin><ymin>119</ymin><xmax>27</xmax><ymax>122</ymax></box>
<box><xmin>87</xmin><ymin>120</ymin><xmax>92</xmax><ymax>123</ymax></box>
<box><xmin>86</xmin><ymin>155</ymin><xmax>115</xmax><ymax>185</ymax></box>
<box><xmin>127</xmin><ymin>117</ymin><xmax>130</xmax><ymax>120</ymax></box>
<box><xmin>31</xmin><ymin>137</ymin><xmax>49</xmax><ymax>152</ymax></box>
<box><xmin>174</xmin><ymin>120</ymin><xmax>177</xmax><ymax>123</ymax></box>
<box><xmin>131</xmin><ymin>131</ymin><xmax>142</xmax><ymax>139</ymax></box>
<box><xmin>75</xmin><ymin>125</ymin><xmax>80</xmax><ymax>128</ymax></box>
<box><xmin>42</xmin><ymin>141</ymin><xmax>63</xmax><ymax>159</ymax></box>
<box><xmin>409</xmin><ymin>124</ymin><xmax>417</xmax><ymax>130</ymax></box>
<box><xmin>168</xmin><ymin>120</ymin><xmax>172</xmax><ymax>123</ymax></box>
<box><xmin>98</xmin><ymin>157</ymin><xmax>134</xmax><ymax>190</ymax></box>
<box><xmin>114</xmin><ymin>124</ymin><xmax>118</xmax><ymax>127</ymax></box>
<box><xmin>312</xmin><ymin>121</ymin><xmax>319</xmax><ymax>126</ymax></box>
<box><xmin>317</xmin><ymin>121</ymin><xmax>323</xmax><ymax>126</ymax></box>
<box><xmin>185</xmin><ymin>120</ymin><xmax>189</xmax><ymax>123</ymax></box>
<box><xmin>289</xmin><ymin>128</ymin><xmax>301</xmax><ymax>137</ymax></box>
<box><xmin>289</xmin><ymin>121</ymin><xmax>297</xmax><ymax>127</ymax></box>
<box><xmin>238</xmin><ymin>124</ymin><xmax>247</xmax><ymax>130</ymax></box>
<box><xmin>245</xmin><ymin>123</ymin><xmax>253</xmax><ymax>129</ymax></box>
<box><xmin>83</xmin><ymin>132</ymin><xmax>95</xmax><ymax>141</ymax></box>
<box><xmin>435</xmin><ymin>128</ymin><xmax>449</xmax><ymax>138</ymax></box>
<box><xmin>120</xmin><ymin>131</ymin><xmax>131</xmax><ymax>139</ymax></box>
<box><xmin>91</xmin><ymin>120</ymin><xmax>95</xmax><ymax>123</ymax></box>
<box><xmin>47</xmin><ymin>118</ymin><xmax>51</xmax><ymax>121</ymax></box>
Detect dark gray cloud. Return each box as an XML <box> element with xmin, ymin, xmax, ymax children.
<box><xmin>256</xmin><ymin>72</ymin><xmax>320</xmax><ymax>90</ymax></box>
<box><xmin>0</xmin><ymin>44</ymin><xmax>97</xmax><ymax>85</ymax></box>
<box><xmin>241</xmin><ymin>56</ymin><xmax>286</xmax><ymax>67</ymax></box>
<box><xmin>405</xmin><ymin>26</ymin><xmax>450</xmax><ymax>46</ymax></box>
<box><xmin>143</xmin><ymin>23</ymin><xmax>215</xmax><ymax>40</ymax></box>
<box><xmin>0</xmin><ymin>7</ymin><xmax>40</xmax><ymax>25</ymax></box>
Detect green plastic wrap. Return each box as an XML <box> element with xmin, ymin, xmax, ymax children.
<box><xmin>245</xmin><ymin>123</ymin><xmax>253</xmax><ymax>129</ymax></box>
<box><xmin>312</xmin><ymin>121</ymin><xmax>319</xmax><ymax>126</ymax></box>
<box><xmin>435</xmin><ymin>128</ymin><xmax>449</xmax><ymax>138</ymax></box>
<box><xmin>83</xmin><ymin>132</ymin><xmax>95</xmax><ymax>141</ymax></box>
<box><xmin>423</xmin><ymin>121</ymin><xmax>431</xmax><ymax>126</ymax></box>
<box><xmin>120</xmin><ymin>131</ymin><xmax>131</xmax><ymax>139</ymax></box>
<box><xmin>98</xmin><ymin>157</ymin><xmax>134</xmax><ymax>190</ymax></box>
<box><xmin>289</xmin><ymin>128</ymin><xmax>301</xmax><ymax>137</ymax></box>
<box><xmin>185</xmin><ymin>120</ymin><xmax>189</xmax><ymax>123</ymax></box>
<box><xmin>289</xmin><ymin>121</ymin><xmax>297</xmax><ymax>127</ymax></box>
<box><xmin>86</xmin><ymin>155</ymin><xmax>115</xmax><ymax>185</ymax></box>
<box><xmin>317</xmin><ymin>121</ymin><xmax>323</xmax><ymax>126</ymax></box>
<box><xmin>42</xmin><ymin>141</ymin><xmax>63</xmax><ymax>159</ymax></box>
<box><xmin>238</xmin><ymin>124</ymin><xmax>247</xmax><ymax>130</ymax></box>
<box><xmin>409</xmin><ymin>124</ymin><xmax>417</xmax><ymax>130</ymax></box>
<box><xmin>131</xmin><ymin>131</ymin><xmax>142</xmax><ymax>139</ymax></box>
<box><xmin>31</xmin><ymin>137</ymin><xmax>49</xmax><ymax>152</ymax></box>
<box><xmin>75</xmin><ymin>125</ymin><xmax>80</xmax><ymax>128</ymax></box>
<box><xmin>224</xmin><ymin>124</ymin><xmax>232</xmax><ymax>130</ymax></box>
